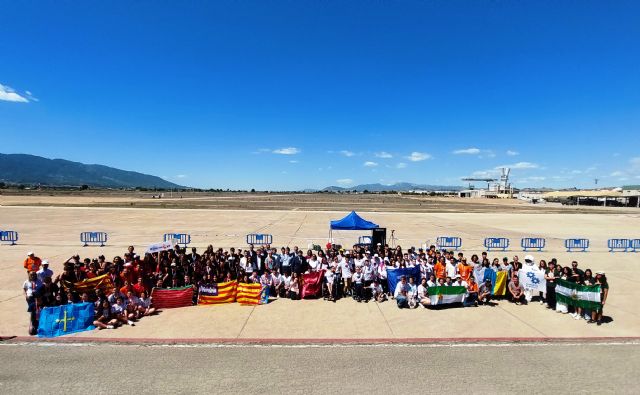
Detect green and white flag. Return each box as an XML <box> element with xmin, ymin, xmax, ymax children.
<box><xmin>427</xmin><ymin>286</ymin><xmax>466</xmax><ymax>305</ymax></box>
<box><xmin>555</xmin><ymin>279</ymin><xmax>601</xmax><ymax>310</ymax></box>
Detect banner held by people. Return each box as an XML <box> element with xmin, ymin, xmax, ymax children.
<box><xmin>519</xmin><ymin>264</ymin><xmax>546</xmax><ymax>293</ymax></box>
<box><xmin>38</xmin><ymin>302</ymin><xmax>95</xmax><ymax>338</ymax></box>
<box><xmin>151</xmin><ymin>286</ymin><xmax>194</xmax><ymax>309</ymax></box>
<box><xmin>555</xmin><ymin>279</ymin><xmax>602</xmax><ymax>309</ymax></box>
<box><xmin>68</xmin><ymin>273</ymin><xmax>114</xmax><ymax>294</ymax></box>
<box><xmin>236</xmin><ymin>283</ymin><xmax>262</xmax><ymax>305</ymax></box>
<box><xmin>387</xmin><ymin>266</ymin><xmax>421</xmax><ymax>297</ymax></box>
<box><xmin>197</xmin><ymin>281</ymin><xmax>237</xmax><ymax>305</ymax></box>
<box><xmin>428</xmin><ymin>286</ymin><xmax>466</xmax><ymax>305</ymax></box>
<box><xmin>146</xmin><ymin>241</ymin><xmax>174</xmax><ymax>254</ymax></box>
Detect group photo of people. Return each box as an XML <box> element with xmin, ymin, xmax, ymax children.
<box><xmin>22</xmin><ymin>240</ymin><xmax>610</xmax><ymax>335</ymax></box>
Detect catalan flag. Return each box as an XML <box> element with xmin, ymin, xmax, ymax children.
<box><xmin>236</xmin><ymin>283</ymin><xmax>262</xmax><ymax>305</ymax></box>
<box><xmin>151</xmin><ymin>286</ymin><xmax>194</xmax><ymax>309</ymax></box>
<box><xmin>68</xmin><ymin>274</ymin><xmax>114</xmax><ymax>294</ymax></box>
<box><xmin>197</xmin><ymin>281</ymin><xmax>237</xmax><ymax>305</ymax></box>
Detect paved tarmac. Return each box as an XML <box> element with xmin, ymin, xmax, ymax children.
<box><xmin>0</xmin><ymin>341</ymin><xmax>638</xmax><ymax>394</ymax></box>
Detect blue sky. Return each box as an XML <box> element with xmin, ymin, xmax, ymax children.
<box><xmin>1</xmin><ymin>1</ymin><xmax>639</xmax><ymax>190</ymax></box>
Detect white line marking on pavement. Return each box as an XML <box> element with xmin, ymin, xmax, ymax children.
<box><xmin>2</xmin><ymin>341</ymin><xmax>639</xmax><ymax>349</ymax></box>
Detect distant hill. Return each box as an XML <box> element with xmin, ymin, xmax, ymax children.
<box><xmin>0</xmin><ymin>153</ymin><xmax>183</xmax><ymax>189</ymax></box>
<box><xmin>322</xmin><ymin>182</ymin><xmax>463</xmax><ymax>192</ymax></box>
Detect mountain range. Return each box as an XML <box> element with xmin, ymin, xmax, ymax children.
<box><xmin>0</xmin><ymin>153</ymin><xmax>182</xmax><ymax>189</ymax></box>
<box><xmin>322</xmin><ymin>182</ymin><xmax>463</xmax><ymax>192</ymax></box>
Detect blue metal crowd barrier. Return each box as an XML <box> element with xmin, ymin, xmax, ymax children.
<box><xmin>0</xmin><ymin>230</ymin><xmax>19</xmax><ymax>245</ymax></box>
<box><xmin>630</xmin><ymin>239</ymin><xmax>640</xmax><ymax>253</ymax></box>
<box><xmin>608</xmin><ymin>238</ymin><xmax>630</xmax><ymax>252</ymax></box>
<box><xmin>80</xmin><ymin>231</ymin><xmax>108</xmax><ymax>247</ymax></box>
<box><xmin>521</xmin><ymin>237</ymin><xmax>546</xmax><ymax>252</ymax></box>
<box><xmin>436</xmin><ymin>236</ymin><xmax>462</xmax><ymax>251</ymax></box>
<box><xmin>246</xmin><ymin>233</ymin><xmax>273</xmax><ymax>245</ymax></box>
<box><xmin>565</xmin><ymin>238</ymin><xmax>590</xmax><ymax>252</ymax></box>
<box><xmin>483</xmin><ymin>237</ymin><xmax>510</xmax><ymax>251</ymax></box>
<box><xmin>163</xmin><ymin>233</ymin><xmax>192</xmax><ymax>246</ymax></box>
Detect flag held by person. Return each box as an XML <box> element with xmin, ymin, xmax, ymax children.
<box><xmin>493</xmin><ymin>271</ymin><xmax>508</xmax><ymax>296</ymax></box>
<box><xmin>68</xmin><ymin>273</ymin><xmax>114</xmax><ymax>294</ymax></box>
<box><xmin>387</xmin><ymin>266</ymin><xmax>421</xmax><ymax>296</ymax></box>
<box><xmin>151</xmin><ymin>286</ymin><xmax>194</xmax><ymax>309</ymax></box>
<box><xmin>301</xmin><ymin>270</ymin><xmax>325</xmax><ymax>299</ymax></box>
<box><xmin>38</xmin><ymin>302</ymin><xmax>95</xmax><ymax>338</ymax></box>
<box><xmin>236</xmin><ymin>283</ymin><xmax>262</xmax><ymax>305</ymax></box>
<box><xmin>555</xmin><ymin>279</ymin><xmax>601</xmax><ymax>310</ymax></box>
<box><xmin>427</xmin><ymin>286</ymin><xmax>466</xmax><ymax>305</ymax></box>
<box><xmin>518</xmin><ymin>265</ymin><xmax>546</xmax><ymax>293</ymax></box>
<box><xmin>198</xmin><ymin>281</ymin><xmax>237</xmax><ymax>305</ymax></box>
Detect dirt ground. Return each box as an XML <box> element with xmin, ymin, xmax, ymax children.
<box><xmin>1</xmin><ymin>194</ymin><xmax>639</xmax><ymax>340</ymax></box>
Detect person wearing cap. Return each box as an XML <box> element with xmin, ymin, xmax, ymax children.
<box><xmin>36</xmin><ymin>260</ymin><xmax>54</xmax><ymax>283</ymax></box>
<box><xmin>23</xmin><ymin>252</ymin><xmax>42</xmax><ymax>273</ymax></box>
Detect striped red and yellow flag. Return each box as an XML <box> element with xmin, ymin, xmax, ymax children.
<box><xmin>236</xmin><ymin>283</ymin><xmax>262</xmax><ymax>305</ymax></box>
<box><xmin>71</xmin><ymin>274</ymin><xmax>114</xmax><ymax>294</ymax></box>
<box><xmin>151</xmin><ymin>286</ymin><xmax>194</xmax><ymax>309</ymax></box>
<box><xmin>198</xmin><ymin>281</ymin><xmax>237</xmax><ymax>305</ymax></box>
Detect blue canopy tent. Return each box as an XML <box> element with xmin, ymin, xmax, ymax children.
<box><xmin>329</xmin><ymin>211</ymin><xmax>379</xmax><ymax>246</ymax></box>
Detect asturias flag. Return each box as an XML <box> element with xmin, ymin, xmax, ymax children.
<box><xmin>38</xmin><ymin>302</ymin><xmax>95</xmax><ymax>338</ymax></box>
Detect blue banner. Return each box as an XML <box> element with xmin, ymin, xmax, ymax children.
<box><xmin>38</xmin><ymin>302</ymin><xmax>95</xmax><ymax>338</ymax></box>
<box><xmin>387</xmin><ymin>266</ymin><xmax>421</xmax><ymax>295</ymax></box>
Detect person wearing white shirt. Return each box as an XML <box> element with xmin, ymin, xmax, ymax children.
<box><xmin>325</xmin><ymin>267</ymin><xmax>337</xmax><ymax>302</ymax></box>
<box><xmin>272</xmin><ymin>270</ymin><xmax>283</xmax><ymax>298</ymax></box>
<box><xmin>339</xmin><ymin>258</ymin><xmax>352</xmax><ymax>297</ymax></box>
<box><xmin>394</xmin><ymin>276</ymin><xmax>411</xmax><ymax>308</ymax></box>
<box><xmin>446</xmin><ymin>261</ymin><xmax>457</xmax><ymax>279</ymax></box>
<box><xmin>370</xmin><ymin>280</ymin><xmax>386</xmax><ymax>302</ymax></box>
<box><xmin>36</xmin><ymin>261</ymin><xmax>54</xmax><ymax>283</ymax></box>
<box><xmin>407</xmin><ymin>276</ymin><xmax>418</xmax><ymax>308</ymax></box>
<box><xmin>417</xmin><ymin>278</ymin><xmax>431</xmax><ymax>307</ymax></box>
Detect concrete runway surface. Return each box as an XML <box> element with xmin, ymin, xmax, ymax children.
<box><xmin>0</xmin><ymin>341</ymin><xmax>638</xmax><ymax>394</ymax></box>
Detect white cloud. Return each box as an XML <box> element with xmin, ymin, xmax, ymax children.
<box><xmin>471</xmin><ymin>169</ymin><xmax>499</xmax><ymax>178</ymax></box>
<box><xmin>340</xmin><ymin>150</ymin><xmax>355</xmax><ymax>157</ymax></box>
<box><xmin>175</xmin><ymin>174</ymin><xmax>187</xmax><ymax>178</ymax></box>
<box><xmin>453</xmin><ymin>148</ymin><xmax>481</xmax><ymax>155</ymax></box>
<box><xmin>610</xmin><ymin>171</ymin><xmax>625</xmax><ymax>177</ymax></box>
<box><xmin>273</xmin><ymin>147</ymin><xmax>300</xmax><ymax>155</ymax></box>
<box><xmin>396</xmin><ymin>163</ymin><xmax>407</xmax><ymax>169</ymax></box>
<box><xmin>506</xmin><ymin>150</ymin><xmax>519</xmax><ymax>156</ymax></box>
<box><xmin>289</xmin><ymin>160</ymin><xmax>299</xmax><ymax>164</ymax></box>
<box><xmin>0</xmin><ymin>83</ymin><xmax>30</xmax><ymax>103</ymax></box>
<box><xmin>375</xmin><ymin>151</ymin><xmax>393</xmax><ymax>159</ymax></box>
<box><xmin>336</xmin><ymin>178</ymin><xmax>353</xmax><ymax>186</ymax></box>
<box><xmin>363</xmin><ymin>161</ymin><xmax>378</xmax><ymax>167</ymax></box>
<box><xmin>498</xmin><ymin>162</ymin><xmax>539</xmax><ymax>169</ymax></box>
<box><xmin>407</xmin><ymin>152</ymin><xmax>432</xmax><ymax>162</ymax></box>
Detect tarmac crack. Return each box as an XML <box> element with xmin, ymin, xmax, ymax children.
<box><xmin>236</xmin><ymin>305</ymin><xmax>256</xmax><ymax>340</ymax></box>
<box><xmin>375</xmin><ymin>301</ymin><xmax>396</xmax><ymax>338</ymax></box>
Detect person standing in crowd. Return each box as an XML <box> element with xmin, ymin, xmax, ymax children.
<box><xmin>36</xmin><ymin>260</ymin><xmax>54</xmax><ymax>283</ymax></box>
<box><xmin>591</xmin><ymin>271</ymin><xmax>609</xmax><ymax>326</ymax></box>
<box><xmin>545</xmin><ymin>260</ymin><xmax>559</xmax><ymax>310</ymax></box>
<box><xmin>352</xmin><ymin>266</ymin><xmax>365</xmax><ymax>302</ymax></box>
<box><xmin>23</xmin><ymin>251</ymin><xmax>42</xmax><ymax>273</ymax></box>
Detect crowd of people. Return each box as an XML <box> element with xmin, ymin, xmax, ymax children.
<box><xmin>22</xmin><ymin>242</ymin><xmax>610</xmax><ymax>335</ymax></box>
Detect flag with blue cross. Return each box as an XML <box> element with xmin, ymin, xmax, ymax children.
<box><xmin>37</xmin><ymin>302</ymin><xmax>95</xmax><ymax>338</ymax></box>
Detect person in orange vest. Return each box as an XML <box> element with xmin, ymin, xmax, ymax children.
<box><xmin>23</xmin><ymin>252</ymin><xmax>42</xmax><ymax>273</ymax></box>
